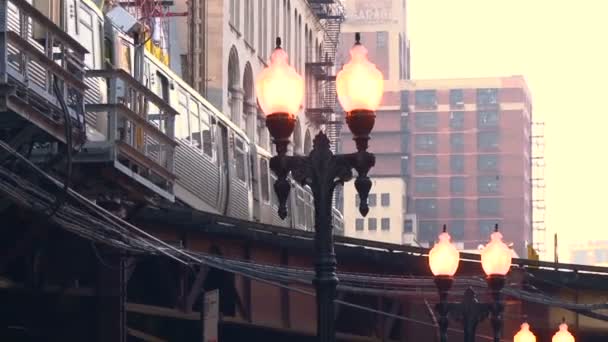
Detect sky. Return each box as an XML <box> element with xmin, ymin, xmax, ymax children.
<box><xmin>406</xmin><ymin>0</ymin><xmax>608</xmax><ymax>261</ymax></box>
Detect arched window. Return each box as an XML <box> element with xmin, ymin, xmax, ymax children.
<box><xmin>243</xmin><ymin>63</ymin><xmax>256</xmax><ymax>140</ymax></box>
<box><xmin>228</xmin><ymin>46</ymin><xmax>241</xmax><ymax>126</ymax></box>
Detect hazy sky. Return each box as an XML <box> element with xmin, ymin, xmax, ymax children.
<box><xmin>407</xmin><ymin>0</ymin><xmax>608</xmax><ymax>261</ymax></box>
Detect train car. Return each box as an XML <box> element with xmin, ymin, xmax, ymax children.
<box><xmin>78</xmin><ymin>0</ymin><xmax>344</xmax><ymax>233</ymax></box>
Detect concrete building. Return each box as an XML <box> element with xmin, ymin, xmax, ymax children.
<box><xmin>169</xmin><ymin>0</ymin><xmax>340</xmax><ymax>153</ymax></box>
<box><xmin>337</xmin><ymin>0</ymin><xmax>410</xmax><ymax>86</ymax></box>
<box><xmin>401</xmin><ymin>76</ymin><xmax>533</xmax><ymax>256</ymax></box>
<box><xmin>343</xmin><ymin>177</ymin><xmax>414</xmax><ymax>244</ymax></box>
<box><xmin>341</xmin><ymin>76</ymin><xmax>533</xmax><ymax>255</ymax></box>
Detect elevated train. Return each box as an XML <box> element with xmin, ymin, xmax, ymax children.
<box><xmin>7</xmin><ymin>0</ymin><xmax>343</xmax><ymax>232</ymax></box>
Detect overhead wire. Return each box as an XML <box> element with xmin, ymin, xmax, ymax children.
<box><xmin>0</xmin><ymin>138</ymin><xmax>607</xmax><ymax>334</ymax></box>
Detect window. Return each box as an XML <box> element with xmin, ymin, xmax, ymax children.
<box><xmin>450</xmin><ymin>111</ymin><xmax>465</xmax><ymax>128</ymax></box>
<box><xmin>478</xmin><ymin>198</ymin><xmax>500</xmax><ymax>216</ymax></box>
<box><xmin>450</xmin><ymin>221</ymin><xmax>465</xmax><ymax>240</ymax></box>
<box><xmin>234</xmin><ymin>138</ymin><xmax>247</xmax><ymax>182</ymax></box>
<box><xmin>450</xmin><ymin>89</ymin><xmax>464</xmax><ymax>108</ymax></box>
<box><xmin>450</xmin><ymin>155</ymin><xmax>465</xmax><ymax>173</ymax></box>
<box><xmin>415</xmin><ymin>90</ymin><xmax>437</xmax><ymax>108</ymax></box>
<box><xmin>79</xmin><ymin>6</ymin><xmax>95</xmax><ymax>68</ymax></box>
<box><xmin>415</xmin><ymin>178</ymin><xmax>437</xmax><ymax>193</ymax></box>
<box><xmin>175</xmin><ymin>92</ymin><xmax>190</xmax><ymax>140</ymax></box>
<box><xmin>189</xmin><ymin>100</ymin><xmax>201</xmax><ymax>148</ymax></box>
<box><xmin>479</xmin><ymin>220</ymin><xmax>497</xmax><ymax>236</ymax></box>
<box><xmin>400</xmin><ymin>91</ymin><xmax>409</xmax><ymax>111</ymax></box>
<box><xmin>355</xmin><ymin>218</ymin><xmax>364</xmax><ymax>231</ymax></box>
<box><xmin>377</xmin><ymin>31</ymin><xmax>388</xmax><ymax>48</ymax></box>
<box><xmin>477</xmin><ymin>88</ymin><xmax>498</xmax><ymax>106</ymax></box>
<box><xmin>478</xmin><ymin>131</ymin><xmax>499</xmax><ymax>149</ymax></box>
<box><xmin>478</xmin><ymin>155</ymin><xmax>499</xmax><ymax>171</ymax></box>
<box><xmin>450</xmin><ymin>133</ymin><xmax>464</xmax><ymax>151</ymax></box>
<box><xmin>200</xmin><ymin>104</ymin><xmax>214</xmax><ymax>157</ymax></box>
<box><xmin>355</xmin><ymin>194</ymin><xmax>360</xmax><ymax>207</ymax></box>
<box><xmin>368</xmin><ymin>218</ymin><xmax>377</xmax><ymax>230</ymax></box>
<box><xmin>451</xmin><ymin>198</ymin><xmax>465</xmax><ymax>217</ymax></box>
<box><xmin>400</xmin><ymin>156</ymin><xmax>409</xmax><ymax>176</ymax></box>
<box><xmin>415</xmin><ymin>199</ymin><xmax>437</xmax><ymax>216</ymax></box>
<box><xmin>368</xmin><ymin>194</ymin><xmax>377</xmax><ymax>207</ymax></box>
<box><xmin>415</xmin><ymin>156</ymin><xmax>437</xmax><ymax>173</ymax></box>
<box><xmin>415</xmin><ymin>112</ymin><xmax>438</xmax><ymax>129</ymax></box>
<box><xmin>415</xmin><ymin>134</ymin><xmax>437</xmax><ymax>151</ymax></box>
<box><xmin>478</xmin><ymin>110</ymin><xmax>500</xmax><ymax>127</ymax></box>
<box><xmin>401</xmin><ymin>131</ymin><xmax>409</xmax><ymax>153</ymax></box>
<box><xmin>450</xmin><ymin>177</ymin><xmax>465</xmax><ymax>193</ymax></box>
<box><xmin>260</xmin><ymin>158</ymin><xmax>270</xmax><ymax>202</ymax></box>
<box><xmin>419</xmin><ymin>221</ymin><xmax>440</xmax><ymax>242</ymax></box>
<box><xmin>244</xmin><ymin>0</ymin><xmax>252</xmax><ymax>43</ymax></box>
<box><xmin>381</xmin><ymin>218</ymin><xmax>390</xmax><ymax>231</ymax></box>
<box><xmin>478</xmin><ymin>176</ymin><xmax>500</xmax><ymax>193</ymax></box>
<box><xmin>404</xmin><ymin>219</ymin><xmax>413</xmax><ymax>233</ymax></box>
<box><xmin>381</xmin><ymin>193</ymin><xmax>390</xmax><ymax>206</ymax></box>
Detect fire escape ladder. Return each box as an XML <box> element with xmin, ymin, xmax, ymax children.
<box><xmin>305</xmin><ymin>0</ymin><xmax>344</xmax><ymax>153</ymax></box>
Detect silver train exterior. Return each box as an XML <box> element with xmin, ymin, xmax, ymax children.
<box><xmin>76</xmin><ymin>0</ymin><xmax>344</xmax><ymax>233</ymax></box>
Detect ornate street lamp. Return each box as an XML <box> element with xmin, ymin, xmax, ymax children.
<box><xmin>514</xmin><ymin>323</ymin><xmax>537</xmax><ymax>342</ymax></box>
<box><xmin>429</xmin><ymin>224</ymin><xmax>512</xmax><ymax>342</ymax></box>
<box><xmin>552</xmin><ymin>320</ymin><xmax>575</xmax><ymax>342</ymax></box>
<box><xmin>428</xmin><ymin>225</ymin><xmax>460</xmax><ymax>342</ymax></box>
<box><xmin>256</xmin><ymin>34</ymin><xmax>382</xmax><ymax>342</ymax></box>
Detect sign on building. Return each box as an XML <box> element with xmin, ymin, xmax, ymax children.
<box><xmin>345</xmin><ymin>0</ymin><xmax>396</xmax><ymax>24</ymax></box>
<box><xmin>203</xmin><ymin>290</ymin><xmax>219</xmax><ymax>342</ymax></box>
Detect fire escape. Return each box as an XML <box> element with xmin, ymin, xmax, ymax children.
<box><xmin>305</xmin><ymin>0</ymin><xmax>345</xmax><ymax>154</ymax></box>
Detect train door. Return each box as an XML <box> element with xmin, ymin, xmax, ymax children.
<box><xmin>216</xmin><ymin>123</ymin><xmax>230</xmax><ymax>214</ymax></box>
<box><xmin>250</xmin><ymin>146</ymin><xmax>261</xmax><ymax>222</ymax></box>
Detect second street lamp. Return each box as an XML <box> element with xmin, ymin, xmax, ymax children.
<box><xmin>429</xmin><ymin>224</ymin><xmax>512</xmax><ymax>342</ymax></box>
<box><xmin>256</xmin><ymin>34</ymin><xmax>383</xmax><ymax>342</ymax></box>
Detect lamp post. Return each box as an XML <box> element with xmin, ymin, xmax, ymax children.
<box><xmin>428</xmin><ymin>224</ymin><xmax>512</xmax><ymax>342</ymax></box>
<box><xmin>256</xmin><ymin>35</ymin><xmax>383</xmax><ymax>342</ymax></box>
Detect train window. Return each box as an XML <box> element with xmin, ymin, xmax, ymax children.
<box><xmin>79</xmin><ymin>6</ymin><xmax>94</xmax><ymax>68</ymax></box>
<box><xmin>175</xmin><ymin>92</ymin><xmax>190</xmax><ymax>140</ymax></box>
<box><xmin>260</xmin><ymin>158</ymin><xmax>270</xmax><ymax>202</ymax></box>
<box><xmin>189</xmin><ymin>100</ymin><xmax>201</xmax><ymax>148</ymax></box>
<box><xmin>234</xmin><ymin>138</ymin><xmax>247</xmax><ymax>182</ymax></box>
<box><xmin>200</xmin><ymin>105</ymin><xmax>214</xmax><ymax>159</ymax></box>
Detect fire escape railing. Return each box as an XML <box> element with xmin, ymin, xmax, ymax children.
<box><xmin>305</xmin><ymin>0</ymin><xmax>345</xmax><ymax>154</ymax></box>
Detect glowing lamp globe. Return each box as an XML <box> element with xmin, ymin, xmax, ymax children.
<box><xmin>336</xmin><ymin>35</ymin><xmax>384</xmax><ymax>113</ymax></box>
<box><xmin>256</xmin><ymin>40</ymin><xmax>304</xmax><ymax>118</ymax></box>
<box><xmin>481</xmin><ymin>230</ymin><xmax>512</xmax><ymax>277</ymax></box>
<box><xmin>514</xmin><ymin>323</ymin><xmax>536</xmax><ymax>342</ymax></box>
<box><xmin>552</xmin><ymin>323</ymin><xmax>575</xmax><ymax>342</ymax></box>
<box><xmin>429</xmin><ymin>230</ymin><xmax>460</xmax><ymax>277</ymax></box>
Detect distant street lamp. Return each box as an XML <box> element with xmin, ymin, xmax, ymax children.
<box><xmin>257</xmin><ymin>34</ymin><xmax>383</xmax><ymax>342</ymax></box>
<box><xmin>429</xmin><ymin>224</ymin><xmax>512</xmax><ymax>342</ymax></box>
<box><xmin>552</xmin><ymin>320</ymin><xmax>575</xmax><ymax>342</ymax></box>
<box><xmin>514</xmin><ymin>323</ymin><xmax>536</xmax><ymax>342</ymax></box>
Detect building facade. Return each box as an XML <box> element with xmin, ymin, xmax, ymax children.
<box><xmin>337</xmin><ymin>0</ymin><xmax>410</xmax><ymax>86</ymax></box>
<box><xmin>342</xmin><ymin>77</ymin><xmax>533</xmax><ymax>254</ymax></box>
<box><xmin>402</xmin><ymin>76</ymin><xmax>533</xmax><ymax>256</ymax></box>
<box><xmin>343</xmin><ymin>177</ymin><xmax>410</xmax><ymax>244</ymax></box>
<box><xmin>170</xmin><ymin>0</ymin><xmax>335</xmax><ymax>154</ymax></box>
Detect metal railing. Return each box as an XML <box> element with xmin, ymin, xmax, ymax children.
<box><xmin>0</xmin><ymin>0</ymin><xmax>87</xmax><ymax>142</ymax></box>
<box><xmin>85</xmin><ymin>69</ymin><xmax>178</xmax><ymax>187</ymax></box>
